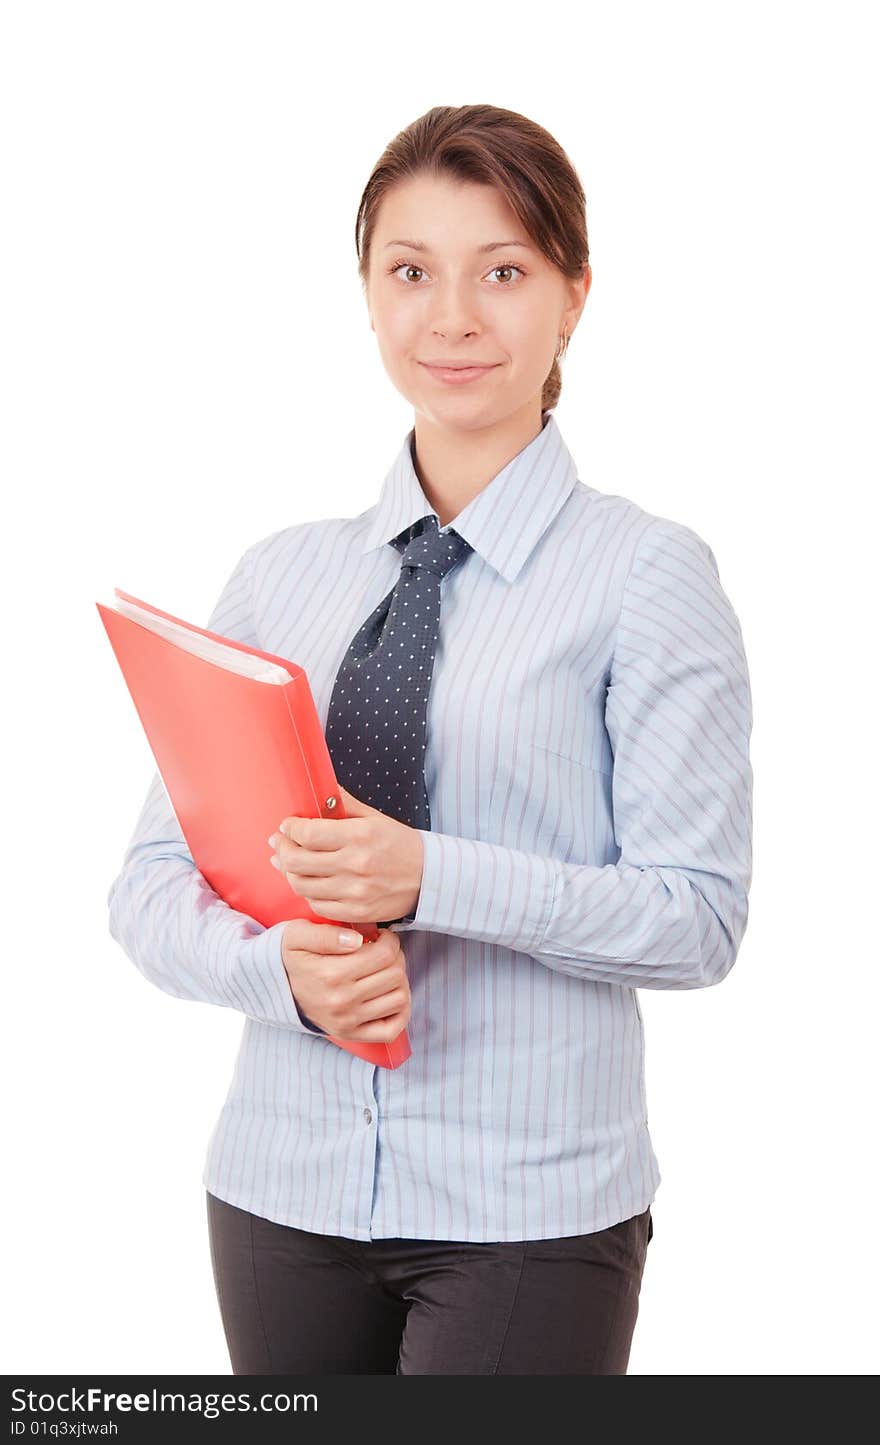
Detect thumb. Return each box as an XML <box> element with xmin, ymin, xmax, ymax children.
<box><xmin>335</xmin><ymin>783</ymin><xmax>375</xmax><ymax>816</ymax></box>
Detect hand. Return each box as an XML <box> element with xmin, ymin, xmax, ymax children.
<box><xmin>281</xmin><ymin>917</ymin><xmax>411</xmax><ymax>1042</ymax></box>
<box><xmin>268</xmin><ymin>784</ymin><xmax>424</xmax><ymax>924</ymax></box>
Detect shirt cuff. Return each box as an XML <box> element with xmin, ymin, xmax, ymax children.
<box><xmin>395</xmin><ymin>828</ymin><xmax>559</xmax><ymax>953</ymax></box>
<box><xmin>243</xmin><ymin>921</ymin><xmax>327</xmax><ymax>1033</ymax></box>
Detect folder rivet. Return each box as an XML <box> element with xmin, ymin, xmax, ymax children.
<box><xmin>325</xmin><ymin>796</ymin><xmax>338</xmax><ymax>810</ymax></box>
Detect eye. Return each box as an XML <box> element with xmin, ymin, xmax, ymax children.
<box><xmin>385</xmin><ymin>259</ymin><xmax>527</xmax><ymax>286</ymax></box>
<box><xmin>387</xmin><ymin>260</ymin><xmax>428</xmax><ymax>284</ymax></box>
<box><xmin>486</xmin><ymin>263</ymin><xmax>526</xmax><ymax>285</ymax></box>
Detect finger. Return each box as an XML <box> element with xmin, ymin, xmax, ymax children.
<box><xmin>299</xmin><ymin>894</ymin><xmax>367</xmax><ymax>922</ymax></box>
<box><xmin>278</xmin><ymin>818</ymin><xmax>356</xmax><ymax>852</ymax></box>
<box><xmin>351</xmin><ymin>963</ymin><xmax>405</xmax><ymax>997</ymax></box>
<box><xmin>355</xmin><ymin>991</ymin><xmax>409</xmax><ymax>1025</ymax></box>
<box><xmin>273</xmin><ymin>841</ymin><xmax>335</xmax><ymax>876</ymax></box>
<box><xmin>282</xmin><ymin>918</ymin><xmax>367</xmax><ymax>955</ymax></box>
<box><xmin>341</xmin><ymin>1012</ymin><xmax>407</xmax><ymax>1044</ymax></box>
<box><xmin>282</xmin><ymin>872</ymin><xmax>341</xmax><ymax>900</ymax></box>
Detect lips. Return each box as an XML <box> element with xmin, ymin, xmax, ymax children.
<box><xmin>419</xmin><ymin>362</ymin><xmax>499</xmax><ymax>385</ymax></box>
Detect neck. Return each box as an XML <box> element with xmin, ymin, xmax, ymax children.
<box><xmin>411</xmin><ymin>403</ymin><xmax>547</xmax><ymax>527</ymax></box>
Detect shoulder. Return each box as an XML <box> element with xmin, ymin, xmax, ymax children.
<box><xmin>244</xmin><ymin>514</ymin><xmax>368</xmax><ymax>586</ymax></box>
<box><xmin>604</xmin><ymin>500</ymin><xmax>748</xmax><ymax>683</ymax></box>
<box><xmin>566</xmin><ymin>480</ymin><xmax>719</xmax><ymax>587</ymax></box>
<box><xmin>569</xmin><ymin>482</ymin><xmax>719</xmax><ymax>578</ymax></box>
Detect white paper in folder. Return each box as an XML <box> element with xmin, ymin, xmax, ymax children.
<box><xmin>114</xmin><ymin>596</ymin><xmax>293</xmax><ymax>685</ymax></box>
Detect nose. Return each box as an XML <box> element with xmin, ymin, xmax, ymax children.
<box><xmin>427</xmin><ymin>275</ymin><xmax>485</xmax><ymax>340</ymax></box>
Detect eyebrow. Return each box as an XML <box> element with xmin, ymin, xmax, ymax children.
<box><xmin>383</xmin><ymin>238</ymin><xmax>533</xmax><ymax>253</ymax></box>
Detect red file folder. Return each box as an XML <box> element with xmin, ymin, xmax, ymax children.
<box><xmin>97</xmin><ymin>587</ymin><xmax>412</xmax><ymax>1070</ymax></box>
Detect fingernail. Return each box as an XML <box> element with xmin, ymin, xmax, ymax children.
<box><xmin>339</xmin><ymin>930</ymin><xmax>362</xmax><ymax>947</ymax></box>
<box><xmin>270</xmin><ymin>855</ymin><xmax>281</xmax><ymax>869</ymax></box>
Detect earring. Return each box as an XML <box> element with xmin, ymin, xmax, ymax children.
<box><xmin>555</xmin><ymin>327</ymin><xmax>570</xmax><ymax>363</ymax></box>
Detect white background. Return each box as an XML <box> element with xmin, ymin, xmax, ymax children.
<box><xmin>3</xmin><ymin>0</ymin><xmax>877</xmax><ymax>1376</ymax></box>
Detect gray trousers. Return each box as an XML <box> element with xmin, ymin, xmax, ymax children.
<box><xmin>206</xmin><ymin>1190</ymin><xmax>654</xmax><ymax>1375</ymax></box>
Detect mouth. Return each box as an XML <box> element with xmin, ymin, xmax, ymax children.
<box><xmin>418</xmin><ymin>362</ymin><xmax>500</xmax><ymax>385</ymax></box>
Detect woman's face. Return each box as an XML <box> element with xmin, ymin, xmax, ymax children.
<box><xmin>365</xmin><ymin>173</ymin><xmax>590</xmax><ymax>432</ymax></box>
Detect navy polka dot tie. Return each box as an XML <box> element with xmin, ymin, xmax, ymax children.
<box><xmin>324</xmin><ymin>513</ymin><xmax>474</xmax><ymax>922</ymax></box>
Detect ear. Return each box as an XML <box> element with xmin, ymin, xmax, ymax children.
<box><xmin>566</xmin><ymin>262</ymin><xmax>591</xmax><ymax>329</ymax></box>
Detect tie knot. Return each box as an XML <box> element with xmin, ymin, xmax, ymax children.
<box><xmin>391</xmin><ymin>513</ymin><xmax>473</xmax><ymax>579</ymax></box>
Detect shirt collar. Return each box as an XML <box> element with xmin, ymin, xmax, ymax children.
<box><xmin>359</xmin><ymin>411</ymin><xmax>580</xmax><ymax>583</ymax></box>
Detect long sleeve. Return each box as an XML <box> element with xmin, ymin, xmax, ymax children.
<box><xmin>395</xmin><ymin>520</ymin><xmax>753</xmax><ymax>991</ymax></box>
<box><xmin>106</xmin><ymin>541</ymin><xmax>326</xmax><ymax>1033</ymax></box>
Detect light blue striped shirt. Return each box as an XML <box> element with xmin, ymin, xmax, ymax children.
<box><xmin>107</xmin><ymin>411</ymin><xmax>753</xmax><ymax>1242</ymax></box>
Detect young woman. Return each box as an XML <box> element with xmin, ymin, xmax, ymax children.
<box><xmin>108</xmin><ymin>104</ymin><xmax>753</xmax><ymax>1375</ymax></box>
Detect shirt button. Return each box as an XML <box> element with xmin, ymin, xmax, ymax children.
<box><xmin>363</xmin><ymin>1107</ymin><xmax>373</xmax><ymax>1125</ymax></box>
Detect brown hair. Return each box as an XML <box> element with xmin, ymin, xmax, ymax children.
<box><xmin>355</xmin><ymin>104</ymin><xmax>589</xmax><ymax>412</ymax></box>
